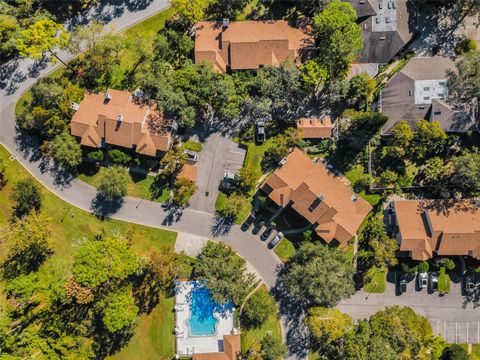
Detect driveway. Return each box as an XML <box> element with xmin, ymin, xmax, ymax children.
<box><xmin>188</xmin><ymin>132</ymin><xmax>246</xmax><ymax>213</ymax></box>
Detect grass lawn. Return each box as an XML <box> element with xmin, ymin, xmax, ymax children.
<box><xmin>0</xmin><ymin>144</ymin><xmax>177</xmax><ymax>358</ymax></box>
<box><xmin>182</xmin><ymin>140</ymin><xmax>203</xmax><ymax>153</ymax></box>
<box><xmin>438</xmin><ymin>267</ymin><xmax>450</xmax><ymax>294</ymax></box>
<box><xmin>77</xmin><ymin>165</ymin><xmax>170</xmax><ymax>203</ymax></box>
<box><xmin>274</xmin><ymin>238</ymin><xmax>296</xmax><ymax>262</ymax></box>
<box><xmin>215</xmin><ymin>191</ymin><xmax>253</xmax><ymax>225</ymax></box>
<box><xmin>363</xmin><ymin>266</ymin><xmax>386</xmax><ymax>293</ymax></box>
<box><xmin>240</xmin><ymin>286</ymin><xmax>282</xmax><ymax>355</ymax></box>
<box><xmin>109</xmin><ymin>294</ymin><xmax>175</xmax><ymax>360</ymax></box>
<box><xmin>344</xmin><ymin>165</ymin><xmax>382</xmax><ymax>207</ymax></box>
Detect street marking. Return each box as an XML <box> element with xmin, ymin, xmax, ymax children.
<box><xmin>228</xmin><ymin>150</ymin><xmax>244</xmax><ymax>155</ymax></box>
<box><xmin>226</xmin><ymin>160</ymin><xmax>244</xmax><ymax>165</ymax></box>
<box><xmin>456</xmin><ymin>321</ymin><xmax>458</xmax><ymax>344</ymax></box>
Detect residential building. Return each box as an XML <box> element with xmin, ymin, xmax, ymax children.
<box><xmin>296</xmin><ymin>117</ymin><xmax>333</xmax><ymax>139</ymax></box>
<box><xmin>261</xmin><ymin>148</ymin><xmax>372</xmax><ymax>246</ymax></box>
<box><xmin>70</xmin><ymin>89</ymin><xmax>173</xmax><ymax>157</ymax></box>
<box><xmin>194</xmin><ymin>20</ymin><xmax>313</xmax><ymax>73</ymax></box>
<box><xmin>380</xmin><ymin>57</ymin><xmax>475</xmax><ymax>134</ymax></box>
<box><xmin>388</xmin><ymin>199</ymin><xmax>480</xmax><ymax>260</ymax></box>
<box><xmin>192</xmin><ymin>334</ymin><xmax>241</xmax><ymax>360</ymax></box>
<box><xmin>347</xmin><ymin>0</ymin><xmax>415</xmax><ymax>74</ymax></box>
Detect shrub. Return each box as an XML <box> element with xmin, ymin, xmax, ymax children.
<box><xmin>353</xmin><ymin>173</ymin><xmax>372</xmax><ymax>193</ymax></box>
<box><xmin>87</xmin><ymin>150</ymin><xmax>104</xmax><ymax>163</ymax></box>
<box><xmin>378</xmin><ymin>170</ymin><xmax>398</xmax><ymax>187</ymax></box>
<box><xmin>108</xmin><ymin>149</ymin><xmax>132</xmax><ymax>165</ymax></box>
<box><xmin>182</xmin><ymin>140</ymin><xmax>202</xmax><ymax>153</ymax></box>
<box><xmin>418</xmin><ymin>261</ymin><xmax>429</xmax><ymax>273</ymax></box>
<box><xmin>454</xmin><ymin>38</ymin><xmax>477</xmax><ymax>55</ymax></box>
<box><xmin>441</xmin><ymin>344</ymin><xmax>469</xmax><ymax>360</ymax></box>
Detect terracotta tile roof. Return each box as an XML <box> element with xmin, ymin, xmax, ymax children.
<box><xmin>177</xmin><ymin>164</ymin><xmax>198</xmax><ymax>182</ymax></box>
<box><xmin>393</xmin><ymin>199</ymin><xmax>480</xmax><ymax>260</ymax></box>
<box><xmin>262</xmin><ymin>148</ymin><xmax>372</xmax><ymax>246</ymax></box>
<box><xmin>192</xmin><ymin>334</ymin><xmax>241</xmax><ymax>360</ymax></box>
<box><xmin>70</xmin><ymin>89</ymin><xmax>172</xmax><ymax>157</ymax></box>
<box><xmin>194</xmin><ymin>21</ymin><xmax>314</xmax><ymax>73</ymax></box>
<box><xmin>296</xmin><ymin>117</ymin><xmax>333</xmax><ymax>139</ymax></box>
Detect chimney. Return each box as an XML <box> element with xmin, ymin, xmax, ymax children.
<box><xmin>222</xmin><ymin>18</ymin><xmax>230</xmax><ymax>28</ymax></box>
<box><xmin>104</xmin><ymin>92</ymin><xmax>112</xmax><ymax>103</ymax></box>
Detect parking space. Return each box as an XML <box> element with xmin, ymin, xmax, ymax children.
<box><xmin>432</xmin><ymin>321</ymin><xmax>480</xmax><ymax>344</ymax></box>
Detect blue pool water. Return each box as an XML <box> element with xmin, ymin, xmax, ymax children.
<box><xmin>188</xmin><ymin>290</ymin><xmax>218</xmax><ymax>336</ymax></box>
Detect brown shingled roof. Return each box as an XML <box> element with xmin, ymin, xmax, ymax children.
<box><xmin>194</xmin><ymin>21</ymin><xmax>314</xmax><ymax>73</ymax></box>
<box><xmin>393</xmin><ymin>199</ymin><xmax>480</xmax><ymax>260</ymax></box>
<box><xmin>192</xmin><ymin>334</ymin><xmax>241</xmax><ymax>360</ymax></box>
<box><xmin>261</xmin><ymin>148</ymin><xmax>372</xmax><ymax>246</ymax></box>
<box><xmin>296</xmin><ymin>117</ymin><xmax>333</xmax><ymax>139</ymax></box>
<box><xmin>177</xmin><ymin>164</ymin><xmax>198</xmax><ymax>182</ymax></box>
<box><xmin>70</xmin><ymin>89</ymin><xmax>173</xmax><ymax>157</ymax></box>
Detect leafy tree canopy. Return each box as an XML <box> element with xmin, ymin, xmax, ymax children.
<box><xmin>101</xmin><ymin>289</ymin><xmax>139</xmax><ymax>333</ymax></box>
<box><xmin>51</xmin><ymin>131</ymin><xmax>82</xmax><ymax>168</ymax></box>
<box><xmin>98</xmin><ymin>166</ymin><xmax>129</xmax><ymax>199</ymax></box>
<box><xmin>10</xmin><ymin>179</ymin><xmax>43</xmax><ymax>219</ymax></box>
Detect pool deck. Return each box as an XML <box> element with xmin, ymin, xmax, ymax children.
<box><xmin>175</xmin><ymin>281</ymin><xmax>235</xmax><ymax>357</ymax></box>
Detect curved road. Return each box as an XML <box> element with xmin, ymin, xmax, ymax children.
<box><xmin>0</xmin><ymin>2</ymin><xmax>307</xmax><ymax>359</ymax></box>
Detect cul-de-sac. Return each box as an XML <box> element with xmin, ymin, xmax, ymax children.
<box><xmin>0</xmin><ymin>0</ymin><xmax>479</xmax><ymax>359</ymax></box>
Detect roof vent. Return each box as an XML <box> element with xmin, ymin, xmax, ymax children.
<box><xmin>133</xmin><ymin>88</ymin><xmax>144</xmax><ymax>98</ymax></box>
<box><xmin>70</xmin><ymin>102</ymin><xmax>80</xmax><ymax>111</ymax></box>
<box><xmin>117</xmin><ymin>114</ymin><xmax>123</xmax><ymax>122</ymax></box>
<box><xmin>351</xmin><ymin>195</ymin><xmax>358</xmax><ymax>202</ymax></box>
<box><xmin>223</xmin><ymin>18</ymin><xmax>230</xmax><ymax>28</ymax></box>
<box><xmin>104</xmin><ymin>92</ymin><xmax>112</xmax><ymax>104</ymax></box>
<box><xmin>279</xmin><ymin>157</ymin><xmax>288</xmax><ymax>166</ymax></box>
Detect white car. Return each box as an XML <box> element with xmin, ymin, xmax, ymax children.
<box><xmin>418</xmin><ymin>272</ymin><xmax>428</xmax><ymax>290</ymax></box>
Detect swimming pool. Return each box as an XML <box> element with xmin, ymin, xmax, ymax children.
<box><xmin>188</xmin><ymin>289</ymin><xmax>218</xmax><ymax>336</ymax></box>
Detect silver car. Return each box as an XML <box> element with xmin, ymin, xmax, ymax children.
<box><xmin>418</xmin><ymin>272</ymin><xmax>428</xmax><ymax>290</ymax></box>
<box><xmin>269</xmin><ymin>232</ymin><xmax>284</xmax><ymax>249</ymax></box>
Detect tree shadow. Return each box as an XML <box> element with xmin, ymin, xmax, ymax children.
<box><xmin>272</xmin><ymin>265</ymin><xmax>310</xmax><ymax>359</ymax></box>
<box><xmin>90</xmin><ymin>193</ymin><xmax>124</xmax><ymax>218</ymax></box>
<box><xmin>210</xmin><ymin>214</ymin><xmax>234</xmax><ymax>237</ymax></box>
<box><xmin>27</xmin><ymin>57</ymin><xmax>50</xmax><ymax>78</ymax></box>
<box><xmin>161</xmin><ymin>202</ymin><xmax>183</xmax><ymax>225</ymax></box>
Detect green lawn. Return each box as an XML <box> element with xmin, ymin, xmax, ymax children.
<box><xmin>274</xmin><ymin>238</ymin><xmax>296</xmax><ymax>262</ymax></box>
<box><xmin>344</xmin><ymin>165</ymin><xmax>382</xmax><ymax>207</ymax></box>
<box><xmin>240</xmin><ymin>286</ymin><xmax>282</xmax><ymax>355</ymax></box>
<box><xmin>438</xmin><ymin>267</ymin><xmax>450</xmax><ymax>294</ymax></box>
<box><xmin>0</xmin><ymin>144</ymin><xmax>177</xmax><ymax>357</ymax></box>
<box><xmin>363</xmin><ymin>266</ymin><xmax>386</xmax><ymax>293</ymax></box>
<box><xmin>182</xmin><ymin>140</ymin><xmax>203</xmax><ymax>153</ymax></box>
<box><xmin>77</xmin><ymin>165</ymin><xmax>170</xmax><ymax>203</ymax></box>
<box><xmin>109</xmin><ymin>294</ymin><xmax>175</xmax><ymax>360</ymax></box>
<box><xmin>243</xmin><ymin>141</ymin><xmax>270</xmax><ymax>178</ymax></box>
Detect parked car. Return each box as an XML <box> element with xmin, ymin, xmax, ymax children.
<box><xmin>219</xmin><ymin>171</ymin><xmax>240</xmax><ymax>191</ymax></box>
<box><xmin>429</xmin><ymin>272</ymin><xmax>439</xmax><ymax>293</ymax></box>
<box><xmin>252</xmin><ymin>217</ymin><xmax>266</xmax><ymax>235</ymax></box>
<box><xmin>260</xmin><ymin>224</ymin><xmax>276</xmax><ymax>242</ymax></box>
<box><xmin>418</xmin><ymin>272</ymin><xmax>428</xmax><ymax>290</ymax></box>
<box><xmin>464</xmin><ymin>272</ymin><xmax>476</xmax><ymax>295</ymax></box>
<box><xmin>241</xmin><ymin>214</ymin><xmax>256</xmax><ymax>231</ymax></box>
<box><xmin>256</xmin><ymin>121</ymin><xmax>265</xmax><ymax>144</ymax></box>
<box><xmin>269</xmin><ymin>232</ymin><xmax>284</xmax><ymax>249</ymax></box>
<box><xmin>184</xmin><ymin>150</ymin><xmax>199</xmax><ymax>163</ymax></box>
<box><xmin>398</xmin><ymin>274</ymin><xmax>407</xmax><ymax>294</ymax></box>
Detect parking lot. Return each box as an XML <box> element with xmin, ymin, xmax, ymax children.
<box><xmin>432</xmin><ymin>320</ymin><xmax>480</xmax><ymax>344</ymax></box>
<box><xmin>186</xmin><ymin>131</ymin><xmax>246</xmax><ymax>213</ymax></box>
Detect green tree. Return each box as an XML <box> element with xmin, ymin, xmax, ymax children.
<box><xmin>360</xmin><ymin>214</ymin><xmax>398</xmax><ymax>268</ymax></box>
<box><xmin>349</xmin><ymin>73</ymin><xmax>376</xmax><ymax>110</ymax></box>
<box><xmin>313</xmin><ymin>1</ymin><xmax>363</xmax><ymax>80</ymax></box>
<box><xmin>148</xmin><ymin>251</ymin><xmax>179</xmax><ymax>291</ymax></box>
<box><xmin>412</xmin><ymin>120</ymin><xmax>447</xmax><ymax>159</ymax></box>
<box><xmin>172</xmin><ymin>177</ymin><xmax>197</xmax><ymax>207</ymax></box>
<box><xmin>241</xmin><ymin>288</ymin><xmax>277</xmax><ymax>329</ymax></box>
<box><xmin>0</xmin><ymin>14</ymin><xmax>19</xmax><ymax>57</ymax></box>
<box><xmin>301</xmin><ymin>59</ymin><xmax>328</xmax><ymax>94</ymax></box>
<box><xmin>51</xmin><ymin>132</ymin><xmax>82</xmax><ymax>168</ymax></box>
<box><xmin>378</xmin><ymin>169</ymin><xmax>398</xmax><ymax>188</ymax></box>
<box><xmin>73</xmin><ymin>233</ymin><xmax>139</xmax><ymax>289</ymax></box>
<box><xmin>353</xmin><ymin>173</ymin><xmax>372</xmax><ymax>193</ymax></box>
<box><xmin>260</xmin><ymin>334</ymin><xmax>288</xmax><ymax>360</ymax></box>
<box><xmin>16</xmin><ymin>19</ymin><xmax>72</xmax><ymax>69</ymax></box>
<box><xmin>239</xmin><ymin>166</ymin><xmax>260</xmax><ymax>193</ymax></box>
<box><xmin>87</xmin><ymin>150</ymin><xmax>104</xmax><ymax>163</ymax></box>
<box><xmin>10</xmin><ymin>180</ymin><xmax>43</xmax><ymax>218</ymax></box>
<box><xmin>388</xmin><ymin>120</ymin><xmax>414</xmax><ymax>159</ymax></box>
<box><xmin>194</xmin><ymin>242</ymin><xmax>255</xmax><ymax>305</ymax></box>
<box><xmin>108</xmin><ymin>149</ymin><xmax>132</xmax><ymax>165</ymax></box>
<box><xmin>423</xmin><ymin>156</ymin><xmax>447</xmax><ymax>189</ymax></box>
<box><xmin>98</xmin><ymin>166</ymin><xmax>129</xmax><ymax>199</ymax></box>
<box><xmin>305</xmin><ymin>307</ymin><xmax>353</xmax><ymax>345</ymax></box>
<box><xmin>0</xmin><ymin>157</ymin><xmax>7</xmax><ymax>188</ymax></box>
<box><xmin>448</xmin><ymin>51</ymin><xmax>480</xmax><ymax>117</ymax></box>
<box><xmin>450</xmin><ymin>148</ymin><xmax>480</xmax><ymax>196</ymax></box>
<box><xmin>441</xmin><ymin>344</ymin><xmax>469</xmax><ymax>360</ymax></box>
<box><xmin>218</xmin><ymin>193</ymin><xmax>249</xmax><ymax>219</ymax></box>
<box><xmin>207</xmin><ymin>0</ymin><xmax>249</xmax><ymax>19</ymax></box>
<box><xmin>2</xmin><ymin>212</ymin><xmax>53</xmax><ymax>279</ymax></box>
<box><xmin>418</xmin><ymin>261</ymin><xmax>429</xmax><ymax>273</ymax></box>
<box><xmin>172</xmin><ymin>0</ymin><xmax>213</xmax><ymax>23</ymax></box>
<box><xmin>102</xmin><ymin>290</ymin><xmax>139</xmax><ymax>333</ymax></box>
<box><xmin>278</xmin><ymin>242</ymin><xmax>355</xmax><ymax>307</ymax></box>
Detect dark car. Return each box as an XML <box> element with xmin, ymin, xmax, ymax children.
<box><xmin>268</xmin><ymin>232</ymin><xmax>284</xmax><ymax>249</ymax></box>
<box><xmin>260</xmin><ymin>224</ymin><xmax>275</xmax><ymax>242</ymax></box>
<box><xmin>241</xmin><ymin>214</ymin><xmax>256</xmax><ymax>232</ymax></box>
<box><xmin>252</xmin><ymin>217</ymin><xmax>266</xmax><ymax>235</ymax></box>
<box><xmin>464</xmin><ymin>272</ymin><xmax>476</xmax><ymax>295</ymax></box>
<box><xmin>256</xmin><ymin>121</ymin><xmax>265</xmax><ymax>144</ymax></box>
<box><xmin>429</xmin><ymin>272</ymin><xmax>439</xmax><ymax>293</ymax></box>
<box><xmin>398</xmin><ymin>275</ymin><xmax>407</xmax><ymax>294</ymax></box>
